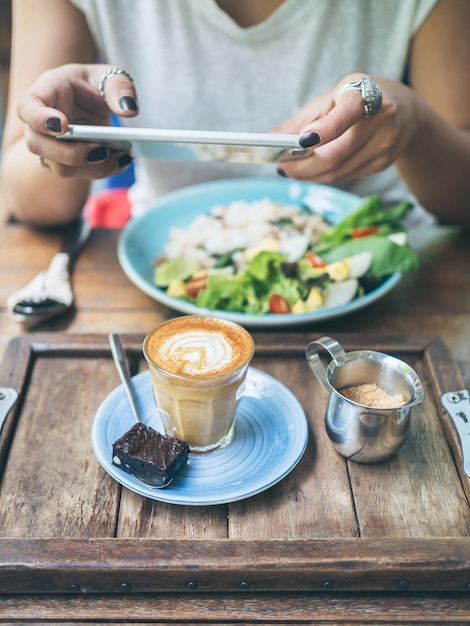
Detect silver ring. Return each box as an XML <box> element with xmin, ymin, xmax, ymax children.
<box><xmin>37</xmin><ymin>155</ymin><xmax>50</xmax><ymax>169</ymax></box>
<box><xmin>99</xmin><ymin>68</ymin><xmax>134</xmax><ymax>101</ymax></box>
<box><xmin>339</xmin><ymin>77</ymin><xmax>383</xmax><ymax>118</ymax></box>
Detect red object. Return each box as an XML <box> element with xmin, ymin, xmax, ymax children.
<box><xmin>305</xmin><ymin>251</ymin><xmax>326</xmax><ymax>268</ymax></box>
<box><xmin>186</xmin><ymin>274</ymin><xmax>208</xmax><ymax>298</ymax></box>
<box><xmin>268</xmin><ymin>293</ymin><xmax>291</xmax><ymax>314</ymax></box>
<box><xmin>84</xmin><ymin>188</ymin><xmax>132</xmax><ymax>228</ymax></box>
<box><xmin>351</xmin><ymin>226</ymin><xmax>380</xmax><ymax>238</ymax></box>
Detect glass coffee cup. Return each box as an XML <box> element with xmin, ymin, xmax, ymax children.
<box><xmin>143</xmin><ymin>315</ymin><xmax>255</xmax><ymax>453</ymax></box>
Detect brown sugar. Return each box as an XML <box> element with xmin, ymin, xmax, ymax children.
<box><xmin>340</xmin><ymin>383</ymin><xmax>406</xmax><ymax>408</ymax></box>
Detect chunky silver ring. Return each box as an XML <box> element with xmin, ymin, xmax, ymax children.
<box><xmin>339</xmin><ymin>77</ymin><xmax>383</xmax><ymax>118</ymax></box>
<box><xmin>37</xmin><ymin>155</ymin><xmax>50</xmax><ymax>169</ymax></box>
<box><xmin>98</xmin><ymin>68</ymin><xmax>134</xmax><ymax>101</ymax></box>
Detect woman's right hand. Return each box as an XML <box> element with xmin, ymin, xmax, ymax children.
<box><xmin>16</xmin><ymin>63</ymin><xmax>139</xmax><ymax>179</ymax></box>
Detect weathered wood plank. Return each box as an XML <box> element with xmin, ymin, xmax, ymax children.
<box><xmin>116</xmin><ymin>491</ymin><xmax>229</xmax><ymax>539</ymax></box>
<box><xmin>1</xmin><ymin>590</ymin><xmax>470</xmax><ymax>623</ymax></box>
<box><xmin>0</xmin><ymin>356</ymin><xmax>119</xmax><ymax>538</ymax></box>
<box><xmin>0</xmin><ymin>537</ymin><xmax>470</xmax><ymax>593</ymax></box>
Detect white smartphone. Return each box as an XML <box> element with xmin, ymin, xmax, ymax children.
<box><xmin>59</xmin><ymin>125</ymin><xmax>313</xmax><ymax>164</ymax></box>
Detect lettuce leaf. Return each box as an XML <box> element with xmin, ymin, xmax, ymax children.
<box><xmin>155</xmin><ymin>254</ymin><xmax>200</xmax><ymax>287</ymax></box>
<box><xmin>320</xmin><ymin>235</ymin><xmax>418</xmax><ymax>276</ymax></box>
<box><xmin>196</xmin><ymin>251</ymin><xmax>304</xmax><ymax>315</ymax></box>
<box><xmin>317</xmin><ymin>195</ymin><xmax>413</xmax><ymax>251</ymax></box>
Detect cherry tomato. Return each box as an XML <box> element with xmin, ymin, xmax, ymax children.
<box><xmin>185</xmin><ymin>274</ymin><xmax>208</xmax><ymax>298</ymax></box>
<box><xmin>305</xmin><ymin>251</ymin><xmax>326</xmax><ymax>268</ymax></box>
<box><xmin>351</xmin><ymin>226</ymin><xmax>379</xmax><ymax>238</ymax></box>
<box><xmin>268</xmin><ymin>293</ymin><xmax>291</xmax><ymax>314</ymax></box>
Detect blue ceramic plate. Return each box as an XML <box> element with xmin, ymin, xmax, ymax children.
<box><xmin>117</xmin><ymin>178</ymin><xmax>401</xmax><ymax>328</ymax></box>
<box><xmin>91</xmin><ymin>368</ymin><xmax>309</xmax><ymax>505</ymax></box>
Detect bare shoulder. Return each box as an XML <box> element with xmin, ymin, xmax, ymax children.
<box><xmin>11</xmin><ymin>0</ymin><xmax>95</xmax><ymax>68</ymax></box>
<box><xmin>408</xmin><ymin>0</ymin><xmax>470</xmax><ymax>125</ymax></box>
<box><xmin>4</xmin><ymin>0</ymin><xmax>95</xmax><ymax>143</ymax></box>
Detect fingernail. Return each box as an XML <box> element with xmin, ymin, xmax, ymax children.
<box><xmin>86</xmin><ymin>146</ymin><xmax>109</xmax><ymax>162</ymax></box>
<box><xmin>119</xmin><ymin>96</ymin><xmax>138</xmax><ymax>112</ymax></box>
<box><xmin>45</xmin><ymin>117</ymin><xmax>62</xmax><ymax>133</ymax></box>
<box><xmin>118</xmin><ymin>153</ymin><xmax>133</xmax><ymax>168</ymax></box>
<box><xmin>277</xmin><ymin>167</ymin><xmax>288</xmax><ymax>178</ymax></box>
<box><xmin>299</xmin><ymin>131</ymin><xmax>321</xmax><ymax>148</ymax></box>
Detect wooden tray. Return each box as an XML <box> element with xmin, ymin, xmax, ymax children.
<box><xmin>0</xmin><ymin>332</ymin><xmax>469</xmax><ymax>595</ymax></box>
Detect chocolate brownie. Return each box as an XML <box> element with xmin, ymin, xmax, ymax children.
<box><xmin>112</xmin><ymin>422</ymin><xmax>189</xmax><ymax>487</ymax></box>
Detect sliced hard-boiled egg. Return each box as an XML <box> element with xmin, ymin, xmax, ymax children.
<box><xmin>291</xmin><ymin>300</ymin><xmax>308</xmax><ymax>314</ymax></box>
<box><xmin>292</xmin><ymin>286</ymin><xmax>324</xmax><ymax>314</ymax></box>
<box><xmin>323</xmin><ymin>278</ymin><xmax>359</xmax><ymax>308</ymax></box>
<box><xmin>167</xmin><ymin>279</ymin><xmax>188</xmax><ymax>297</ymax></box>
<box><xmin>305</xmin><ymin>286</ymin><xmax>323</xmax><ymax>311</ymax></box>
<box><xmin>325</xmin><ymin>259</ymin><xmax>351</xmax><ymax>282</ymax></box>
<box><xmin>325</xmin><ymin>251</ymin><xmax>372</xmax><ymax>282</ymax></box>
<box><xmin>348</xmin><ymin>251</ymin><xmax>373</xmax><ymax>278</ymax></box>
<box><xmin>388</xmin><ymin>232</ymin><xmax>407</xmax><ymax>246</ymax></box>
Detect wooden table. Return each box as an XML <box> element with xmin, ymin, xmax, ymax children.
<box><xmin>0</xmin><ymin>221</ymin><xmax>469</xmax><ymax>624</ymax></box>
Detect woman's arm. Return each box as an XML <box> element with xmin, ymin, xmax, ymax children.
<box><xmin>394</xmin><ymin>0</ymin><xmax>470</xmax><ymax>224</ymax></box>
<box><xmin>1</xmin><ymin>0</ymin><xmax>95</xmax><ymax>225</ymax></box>
<box><xmin>1</xmin><ymin>0</ymin><xmax>137</xmax><ymax>226</ymax></box>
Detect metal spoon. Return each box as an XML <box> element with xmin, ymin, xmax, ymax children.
<box><xmin>108</xmin><ymin>333</ymin><xmax>174</xmax><ymax>488</ymax></box>
<box><xmin>109</xmin><ymin>333</ymin><xmax>144</xmax><ymax>427</ymax></box>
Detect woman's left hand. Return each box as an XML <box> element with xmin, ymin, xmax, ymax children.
<box><xmin>274</xmin><ymin>73</ymin><xmax>416</xmax><ymax>183</ymax></box>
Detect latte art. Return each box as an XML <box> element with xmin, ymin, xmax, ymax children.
<box><xmin>145</xmin><ymin>316</ymin><xmax>254</xmax><ymax>378</ymax></box>
<box><xmin>162</xmin><ymin>330</ymin><xmax>234</xmax><ymax>376</ymax></box>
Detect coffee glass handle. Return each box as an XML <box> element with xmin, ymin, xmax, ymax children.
<box><xmin>305</xmin><ymin>336</ymin><xmax>346</xmax><ymax>392</ymax></box>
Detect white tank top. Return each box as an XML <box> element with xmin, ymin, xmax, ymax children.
<box><xmin>71</xmin><ymin>0</ymin><xmax>438</xmax><ymax>225</ymax></box>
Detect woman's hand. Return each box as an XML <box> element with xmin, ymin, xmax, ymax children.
<box><xmin>16</xmin><ymin>63</ymin><xmax>139</xmax><ymax>179</ymax></box>
<box><xmin>275</xmin><ymin>73</ymin><xmax>417</xmax><ymax>184</ymax></box>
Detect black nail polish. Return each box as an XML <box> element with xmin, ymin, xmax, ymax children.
<box><xmin>86</xmin><ymin>146</ymin><xmax>109</xmax><ymax>162</ymax></box>
<box><xmin>119</xmin><ymin>96</ymin><xmax>138</xmax><ymax>112</ymax></box>
<box><xmin>277</xmin><ymin>167</ymin><xmax>288</xmax><ymax>178</ymax></box>
<box><xmin>118</xmin><ymin>153</ymin><xmax>133</xmax><ymax>168</ymax></box>
<box><xmin>45</xmin><ymin>117</ymin><xmax>62</xmax><ymax>133</ymax></box>
<box><xmin>299</xmin><ymin>131</ymin><xmax>321</xmax><ymax>148</ymax></box>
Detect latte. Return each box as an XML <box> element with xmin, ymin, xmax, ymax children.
<box><xmin>143</xmin><ymin>316</ymin><xmax>254</xmax><ymax>452</ymax></box>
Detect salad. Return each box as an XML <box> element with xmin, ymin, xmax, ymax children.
<box><xmin>153</xmin><ymin>194</ymin><xmax>418</xmax><ymax>315</ymax></box>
